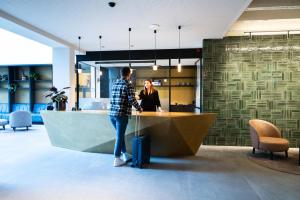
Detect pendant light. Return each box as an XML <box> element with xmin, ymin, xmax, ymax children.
<box><xmin>152</xmin><ymin>29</ymin><xmax>158</xmax><ymax>71</ymax></box>
<box><xmin>77</xmin><ymin>36</ymin><xmax>82</xmax><ymax>73</ymax></box>
<box><xmin>177</xmin><ymin>25</ymin><xmax>182</xmax><ymax>73</ymax></box>
<box><xmin>128</xmin><ymin>27</ymin><xmax>132</xmax><ymax>69</ymax></box>
<box><xmin>99</xmin><ymin>35</ymin><xmax>103</xmax><ymax>76</ymax></box>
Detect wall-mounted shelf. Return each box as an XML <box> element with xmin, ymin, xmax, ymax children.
<box><xmin>0</xmin><ymin>64</ymin><xmax>53</xmax><ymax>112</ymax></box>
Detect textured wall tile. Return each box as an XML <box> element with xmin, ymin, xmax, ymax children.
<box><xmin>203</xmin><ymin>35</ymin><xmax>300</xmax><ymax>147</ymax></box>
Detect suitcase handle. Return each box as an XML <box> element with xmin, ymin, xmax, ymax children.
<box><xmin>135</xmin><ymin>111</ymin><xmax>140</xmax><ymax>137</ymax></box>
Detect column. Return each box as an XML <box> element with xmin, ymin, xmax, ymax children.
<box><xmin>52</xmin><ymin>47</ymin><xmax>75</xmax><ymax>110</ymax></box>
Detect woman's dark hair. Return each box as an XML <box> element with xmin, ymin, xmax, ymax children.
<box><xmin>144</xmin><ymin>79</ymin><xmax>155</xmax><ymax>95</ymax></box>
<box><xmin>121</xmin><ymin>67</ymin><xmax>131</xmax><ymax>77</ymax></box>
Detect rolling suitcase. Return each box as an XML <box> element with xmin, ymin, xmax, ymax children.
<box><xmin>131</xmin><ymin>112</ymin><xmax>151</xmax><ymax>168</ymax></box>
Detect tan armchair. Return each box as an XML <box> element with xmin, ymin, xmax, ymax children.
<box><xmin>249</xmin><ymin>119</ymin><xmax>289</xmax><ymax>160</ymax></box>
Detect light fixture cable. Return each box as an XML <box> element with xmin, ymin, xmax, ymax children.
<box><xmin>177</xmin><ymin>25</ymin><xmax>182</xmax><ymax>72</ymax></box>
<box><xmin>153</xmin><ymin>29</ymin><xmax>158</xmax><ymax>71</ymax></box>
<box><xmin>128</xmin><ymin>27</ymin><xmax>132</xmax><ymax>68</ymax></box>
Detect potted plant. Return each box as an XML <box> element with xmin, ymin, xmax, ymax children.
<box><xmin>29</xmin><ymin>72</ymin><xmax>40</xmax><ymax>80</ymax></box>
<box><xmin>9</xmin><ymin>83</ymin><xmax>18</xmax><ymax>94</ymax></box>
<box><xmin>45</xmin><ymin>86</ymin><xmax>70</xmax><ymax>111</ymax></box>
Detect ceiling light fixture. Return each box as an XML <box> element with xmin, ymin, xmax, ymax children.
<box><xmin>244</xmin><ymin>30</ymin><xmax>300</xmax><ymax>39</ymax></box>
<box><xmin>177</xmin><ymin>25</ymin><xmax>182</xmax><ymax>73</ymax></box>
<box><xmin>99</xmin><ymin>35</ymin><xmax>103</xmax><ymax>76</ymax></box>
<box><xmin>77</xmin><ymin>36</ymin><xmax>82</xmax><ymax>74</ymax></box>
<box><xmin>153</xmin><ymin>29</ymin><xmax>158</xmax><ymax>71</ymax></box>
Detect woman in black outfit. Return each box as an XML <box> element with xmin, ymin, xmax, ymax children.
<box><xmin>138</xmin><ymin>79</ymin><xmax>162</xmax><ymax>112</ymax></box>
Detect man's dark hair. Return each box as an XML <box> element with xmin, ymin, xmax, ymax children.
<box><xmin>121</xmin><ymin>67</ymin><xmax>131</xmax><ymax>77</ymax></box>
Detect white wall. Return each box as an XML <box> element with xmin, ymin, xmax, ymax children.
<box><xmin>52</xmin><ymin>47</ymin><xmax>75</xmax><ymax>109</ymax></box>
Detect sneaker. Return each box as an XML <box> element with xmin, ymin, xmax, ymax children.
<box><xmin>122</xmin><ymin>152</ymin><xmax>132</xmax><ymax>162</ymax></box>
<box><xmin>113</xmin><ymin>157</ymin><xmax>126</xmax><ymax>167</ymax></box>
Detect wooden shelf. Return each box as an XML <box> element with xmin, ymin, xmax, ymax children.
<box><xmin>33</xmin><ymin>80</ymin><xmax>53</xmax><ymax>82</ymax></box>
<box><xmin>171</xmin><ymin>85</ymin><xmax>195</xmax><ymax>87</ymax></box>
<box><xmin>13</xmin><ymin>80</ymin><xmax>30</xmax><ymax>82</ymax></box>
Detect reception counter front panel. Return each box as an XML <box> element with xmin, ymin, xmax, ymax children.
<box><xmin>41</xmin><ymin>111</ymin><xmax>216</xmax><ymax>156</ymax></box>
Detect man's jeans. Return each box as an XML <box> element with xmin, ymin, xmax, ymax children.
<box><xmin>110</xmin><ymin>115</ymin><xmax>129</xmax><ymax>157</ymax></box>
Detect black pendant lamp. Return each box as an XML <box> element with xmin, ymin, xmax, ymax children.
<box><xmin>128</xmin><ymin>27</ymin><xmax>132</xmax><ymax>70</ymax></box>
<box><xmin>177</xmin><ymin>25</ymin><xmax>182</xmax><ymax>72</ymax></box>
<box><xmin>77</xmin><ymin>36</ymin><xmax>82</xmax><ymax>73</ymax></box>
<box><xmin>99</xmin><ymin>35</ymin><xmax>103</xmax><ymax>76</ymax></box>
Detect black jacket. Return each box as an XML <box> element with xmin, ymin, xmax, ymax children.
<box><xmin>139</xmin><ymin>89</ymin><xmax>161</xmax><ymax>111</ymax></box>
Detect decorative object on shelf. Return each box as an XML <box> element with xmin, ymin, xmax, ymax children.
<box><xmin>177</xmin><ymin>25</ymin><xmax>182</xmax><ymax>72</ymax></box>
<box><xmin>21</xmin><ymin>69</ymin><xmax>28</xmax><ymax>80</ymax></box>
<box><xmin>9</xmin><ymin>83</ymin><xmax>18</xmax><ymax>94</ymax></box>
<box><xmin>2</xmin><ymin>74</ymin><xmax>8</xmax><ymax>81</ymax></box>
<box><xmin>45</xmin><ymin>86</ymin><xmax>70</xmax><ymax>111</ymax></box>
<box><xmin>29</xmin><ymin>72</ymin><xmax>40</xmax><ymax>80</ymax></box>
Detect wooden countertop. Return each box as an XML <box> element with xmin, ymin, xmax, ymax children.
<box><xmin>43</xmin><ymin>110</ymin><xmax>215</xmax><ymax>118</ymax></box>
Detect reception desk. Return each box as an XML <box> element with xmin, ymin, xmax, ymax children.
<box><xmin>41</xmin><ymin>111</ymin><xmax>216</xmax><ymax>156</ymax></box>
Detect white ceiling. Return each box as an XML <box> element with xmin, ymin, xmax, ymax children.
<box><xmin>226</xmin><ymin>0</ymin><xmax>300</xmax><ymax>36</ymax></box>
<box><xmin>0</xmin><ymin>0</ymin><xmax>251</xmax><ymax>51</ymax></box>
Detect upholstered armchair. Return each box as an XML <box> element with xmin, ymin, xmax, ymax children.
<box><xmin>9</xmin><ymin>111</ymin><xmax>32</xmax><ymax>131</ymax></box>
<box><xmin>249</xmin><ymin>119</ymin><xmax>289</xmax><ymax>160</ymax></box>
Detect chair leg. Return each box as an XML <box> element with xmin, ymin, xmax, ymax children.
<box><xmin>13</xmin><ymin>127</ymin><xmax>16</xmax><ymax>132</ymax></box>
<box><xmin>285</xmin><ymin>150</ymin><xmax>288</xmax><ymax>158</ymax></box>
<box><xmin>252</xmin><ymin>147</ymin><xmax>255</xmax><ymax>154</ymax></box>
<box><xmin>270</xmin><ymin>152</ymin><xmax>273</xmax><ymax>160</ymax></box>
<box><xmin>26</xmin><ymin>126</ymin><xmax>28</xmax><ymax>131</ymax></box>
<box><xmin>2</xmin><ymin>125</ymin><xmax>5</xmax><ymax>130</ymax></box>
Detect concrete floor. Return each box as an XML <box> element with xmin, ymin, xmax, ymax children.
<box><xmin>0</xmin><ymin>125</ymin><xmax>299</xmax><ymax>200</ymax></box>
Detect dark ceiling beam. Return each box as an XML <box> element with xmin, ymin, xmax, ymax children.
<box><xmin>76</xmin><ymin>48</ymin><xmax>202</xmax><ymax>62</ymax></box>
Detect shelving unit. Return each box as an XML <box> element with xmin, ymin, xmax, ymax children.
<box><xmin>0</xmin><ymin>67</ymin><xmax>9</xmax><ymax>104</ymax></box>
<box><xmin>0</xmin><ymin>64</ymin><xmax>53</xmax><ymax>113</ymax></box>
<box><xmin>133</xmin><ymin>65</ymin><xmax>196</xmax><ymax>112</ymax></box>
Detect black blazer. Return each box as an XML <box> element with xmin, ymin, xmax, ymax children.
<box><xmin>139</xmin><ymin>89</ymin><xmax>161</xmax><ymax>111</ymax></box>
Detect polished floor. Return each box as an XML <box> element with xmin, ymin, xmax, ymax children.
<box><xmin>0</xmin><ymin>125</ymin><xmax>299</xmax><ymax>200</ymax></box>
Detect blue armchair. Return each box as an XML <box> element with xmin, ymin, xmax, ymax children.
<box><xmin>32</xmin><ymin>104</ymin><xmax>48</xmax><ymax>123</ymax></box>
<box><xmin>0</xmin><ymin>103</ymin><xmax>9</xmax><ymax>120</ymax></box>
<box><xmin>12</xmin><ymin>103</ymin><xmax>30</xmax><ymax>112</ymax></box>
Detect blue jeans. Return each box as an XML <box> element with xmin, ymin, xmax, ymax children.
<box><xmin>110</xmin><ymin>115</ymin><xmax>128</xmax><ymax>157</ymax></box>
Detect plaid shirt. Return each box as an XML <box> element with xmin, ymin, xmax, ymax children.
<box><xmin>109</xmin><ymin>78</ymin><xmax>141</xmax><ymax>116</ymax></box>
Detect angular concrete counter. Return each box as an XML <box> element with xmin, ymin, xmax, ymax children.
<box><xmin>41</xmin><ymin>111</ymin><xmax>216</xmax><ymax>156</ymax></box>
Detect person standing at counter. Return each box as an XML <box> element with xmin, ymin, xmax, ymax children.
<box><xmin>138</xmin><ymin>79</ymin><xmax>162</xmax><ymax>112</ymax></box>
<box><xmin>109</xmin><ymin>67</ymin><xmax>142</xmax><ymax>167</ymax></box>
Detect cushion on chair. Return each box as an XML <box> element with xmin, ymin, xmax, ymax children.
<box><xmin>259</xmin><ymin>137</ymin><xmax>289</xmax><ymax>152</ymax></box>
<box><xmin>0</xmin><ymin>103</ymin><xmax>9</xmax><ymax>113</ymax></box>
<box><xmin>0</xmin><ymin>119</ymin><xmax>8</xmax><ymax>126</ymax></box>
<box><xmin>12</xmin><ymin>104</ymin><xmax>30</xmax><ymax>112</ymax></box>
<box><xmin>0</xmin><ymin>114</ymin><xmax>9</xmax><ymax>120</ymax></box>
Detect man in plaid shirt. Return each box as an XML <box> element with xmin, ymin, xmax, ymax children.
<box><xmin>110</xmin><ymin>67</ymin><xmax>142</xmax><ymax>167</ymax></box>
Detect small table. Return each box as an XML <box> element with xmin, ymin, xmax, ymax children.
<box><xmin>0</xmin><ymin>119</ymin><xmax>8</xmax><ymax>130</ymax></box>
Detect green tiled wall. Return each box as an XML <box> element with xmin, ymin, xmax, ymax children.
<box><xmin>203</xmin><ymin>35</ymin><xmax>300</xmax><ymax>147</ymax></box>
